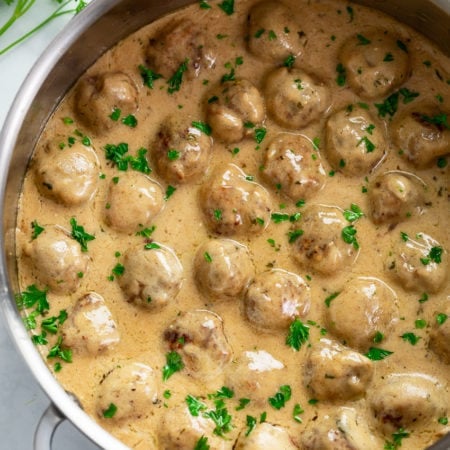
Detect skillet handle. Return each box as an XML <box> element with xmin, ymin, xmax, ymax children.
<box><xmin>34</xmin><ymin>403</ymin><xmax>65</xmax><ymax>450</ymax></box>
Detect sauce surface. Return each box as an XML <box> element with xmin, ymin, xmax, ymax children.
<box><xmin>15</xmin><ymin>0</ymin><xmax>450</xmax><ymax>448</ymax></box>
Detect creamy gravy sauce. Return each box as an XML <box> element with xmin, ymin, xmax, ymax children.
<box><xmin>16</xmin><ymin>0</ymin><xmax>450</xmax><ymax>448</ymax></box>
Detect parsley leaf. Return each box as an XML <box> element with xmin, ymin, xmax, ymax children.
<box><xmin>268</xmin><ymin>385</ymin><xmax>292</xmax><ymax>410</ymax></box>
<box><xmin>218</xmin><ymin>0</ymin><xmax>234</xmax><ymax>15</ymax></box>
<box><xmin>192</xmin><ymin>121</ymin><xmax>212</xmax><ymax>136</ymax></box>
<box><xmin>167</xmin><ymin>59</ymin><xmax>189</xmax><ymax>93</ymax></box>
<box><xmin>194</xmin><ymin>436</ymin><xmax>210</xmax><ymax>450</ymax></box>
<box><xmin>286</xmin><ymin>318</ymin><xmax>310</xmax><ymax>351</ymax></box>
<box><xmin>203</xmin><ymin>404</ymin><xmax>233</xmax><ymax>437</ymax></box>
<box><xmin>343</xmin><ymin>204</ymin><xmax>364</xmax><ymax>222</ymax></box>
<box><xmin>70</xmin><ymin>217</ymin><xmax>95</xmax><ymax>252</ymax></box>
<box><xmin>341</xmin><ymin>225</ymin><xmax>359</xmax><ymax>249</ymax></box>
<box><xmin>138</xmin><ymin>64</ymin><xmax>163</xmax><ymax>89</ymax></box>
<box><xmin>186</xmin><ymin>394</ymin><xmax>207</xmax><ymax>416</ymax></box>
<box><xmin>102</xmin><ymin>403</ymin><xmax>117</xmax><ymax>419</ymax></box>
<box><xmin>401</xmin><ymin>332</ymin><xmax>421</xmax><ymax>345</ymax></box>
<box><xmin>162</xmin><ymin>351</ymin><xmax>184</xmax><ymax>381</ymax></box>
<box><xmin>325</xmin><ymin>291</ymin><xmax>340</xmax><ymax>307</ymax></box>
<box><xmin>31</xmin><ymin>220</ymin><xmax>45</xmax><ymax>240</ymax></box>
<box><xmin>336</xmin><ymin>63</ymin><xmax>346</xmax><ymax>86</ymax></box>
<box><xmin>47</xmin><ymin>336</ymin><xmax>72</xmax><ymax>363</ymax></box>
<box><xmin>365</xmin><ymin>347</ymin><xmax>393</xmax><ymax>361</ymax></box>
<box><xmin>245</xmin><ymin>415</ymin><xmax>257</xmax><ymax>436</ymax></box>
<box><xmin>15</xmin><ymin>285</ymin><xmax>49</xmax><ymax>313</ymax></box>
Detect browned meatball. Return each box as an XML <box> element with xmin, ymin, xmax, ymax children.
<box><xmin>244</xmin><ymin>269</ymin><xmax>310</xmax><ymax>331</ymax></box>
<box><xmin>206</xmin><ymin>79</ymin><xmax>265</xmax><ymax>144</ymax></box>
<box><xmin>325</xmin><ymin>106</ymin><xmax>386</xmax><ymax>176</ymax></box>
<box><xmin>386</xmin><ymin>232</ymin><xmax>448</xmax><ymax>293</ymax></box>
<box><xmin>146</xmin><ymin>19</ymin><xmax>214</xmax><ymax>79</ymax></box>
<box><xmin>235</xmin><ymin>422</ymin><xmax>298</xmax><ymax>449</ymax></box>
<box><xmin>339</xmin><ymin>30</ymin><xmax>410</xmax><ymax>99</ymax></box>
<box><xmin>304</xmin><ymin>338</ymin><xmax>374</xmax><ymax>401</ymax></box>
<box><xmin>262</xmin><ymin>133</ymin><xmax>326</xmax><ymax>201</ymax></box>
<box><xmin>105</xmin><ymin>171</ymin><xmax>164</xmax><ymax>233</ymax></box>
<box><xmin>96</xmin><ymin>361</ymin><xmax>159</xmax><ymax>421</ymax></box>
<box><xmin>26</xmin><ymin>225</ymin><xmax>89</xmax><ymax>294</ymax></box>
<box><xmin>75</xmin><ymin>72</ymin><xmax>138</xmax><ymax>133</ymax></box>
<box><xmin>62</xmin><ymin>292</ymin><xmax>120</xmax><ymax>355</ymax></box>
<box><xmin>369</xmin><ymin>373</ymin><xmax>448</xmax><ymax>434</ymax></box>
<box><xmin>118</xmin><ymin>243</ymin><xmax>183</xmax><ymax>310</ymax></box>
<box><xmin>152</xmin><ymin>114</ymin><xmax>212</xmax><ymax>184</ymax></box>
<box><xmin>390</xmin><ymin>106</ymin><xmax>450</xmax><ymax>167</ymax></box>
<box><xmin>163</xmin><ymin>310</ymin><xmax>232</xmax><ymax>381</ymax></box>
<box><xmin>326</xmin><ymin>277</ymin><xmax>399</xmax><ymax>351</ymax></box>
<box><xmin>200</xmin><ymin>164</ymin><xmax>272</xmax><ymax>236</ymax></box>
<box><xmin>34</xmin><ymin>139</ymin><xmax>99</xmax><ymax>206</ymax></box>
<box><xmin>247</xmin><ymin>1</ymin><xmax>305</xmax><ymax>63</ymax></box>
<box><xmin>265</xmin><ymin>67</ymin><xmax>330</xmax><ymax>129</ymax></box>
<box><xmin>194</xmin><ymin>238</ymin><xmax>254</xmax><ymax>301</ymax></box>
<box><xmin>429</xmin><ymin>302</ymin><xmax>450</xmax><ymax>364</ymax></box>
<box><xmin>291</xmin><ymin>204</ymin><xmax>358</xmax><ymax>275</ymax></box>
<box><xmin>224</xmin><ymin>350</ymin><xmax>286</xmax><ymax>407</ymax></box>
<box><xmin>369</xmin><ymin>171</ymin><xmax>425</xmax><ymax>225</ymax></box>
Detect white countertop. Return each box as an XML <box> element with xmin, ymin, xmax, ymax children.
<box><xmin>0</xmin><ymin>2</ymin><xmax>99</xmax><ymax>448</ymax></box>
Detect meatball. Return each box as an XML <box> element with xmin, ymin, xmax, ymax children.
<box><xmin>224</xmin><ymin>350</ymin><xmax>286</xmax><ymax>407</ymax></box>
<box><xmin>194</xmin><ymin>238</ymin><xmax>254</xmax><ymax>301</ymax></box>
<box><xmin>264</xmin><ymin>67</ymin><xmax>330</xmax><ymax>130</ymax></box>
<box><xmin>386</xmin><ymin>232</ymin><xmax>448</xmax><ymax>293</ymax></box>
<box><xmin>262</xmin><ymin>133</ymin><xmax>326</xmax><ymax>201</ymax></box>
<box><xmin>325</xmin><ymin>106</ymin><xmax>386</xmax><ymax>176</ymax></box>
<box><xmin>206</xmin><ymin>79</ymin><xmax>265</xmax><ymax>144</ymax></box>
<box><xmin>146</xmin><ymin>19</ymin><xmax>214</xmax><ymax>79</ymax></box>
<box><xmin>304</xmin><ymin>338</ymin><xmax>374</xmax><ymax>401</ymax></box>
<box><xmin>62</xmin><ymin>292</ymin><xmax>120</xmax><ymax>355</ymax></box>
<box><xmin>235</xmin><ymin>422</ymin><xmax>298</xmax><ymax>450</ymax></box>
<box><xmin>163</xmin><ymin>310</ymin><xmax>232</xmax><ymax>381</ymax></box>
<box><xmin>247</xmin><ymin>1</ymin><xmax>305</xmax><ymax>63</ymax></box>
<box><xmin>326</xmin><ymin>277</ymin><xmax>399</xmax><ymax>351</ymax></box>
<box><xmin>369</xmin><ymin>171</ymin><xmax>425</xmax><ymax>225</ymax></box>
<box><xmin>118</xmin><ymin>243</ymin><xmax>183</xmax><ymax>309</ymax></box>
<box><xmin>291</xmin><ymin>204</ymin><xmax>358</xmax><ymax>275</ymax></box>
<box><xmin>244</xmin><ymin>269</ymin><xmax>310</xmax><ymax>331</ymax></box>
<box><xmin>34</xmin><ymin>139</ymin><xmax>99</xmax><ymax>206</ymax></box>
<box><xmin>151</xmin><ymin>114</ymin><xmax>212</xmax><ymax>184</ymax></box>
<box><xmin>429</xmin><ymin>302</ymin><xmax>450</xmax><ymax>364</ymax></box>
<box><xmin>339</xmin><ymin>30</ymin><xmax>410</xmax><ymax>99</ymax></box>
<box><xmin>158</xmin><ymin>404</ymin><xmax>229</xmax><ymax>450</ymax></box>
<box><xmin>75</xmin><ymin>71</ymin><xmax>138</xmax><ymax>133</ymax></box>
<box><xmin>105</xmin><ymin>171</ymin><xmax>164</xmax><ymax>233</ymax></box>
<box><xmin>390</xmin><ymin>106</ymin><xmax>450</xmax><ymax>168</ymax></box>
<box><xmin>200</xmin><ymin>164</ymin><xmax>272</xmax><ymax>236</ymax></box>
<box><xmin>369</xmin><ymin>373</ymin><xmax>447</xmax><ymax>434</ymax></box>
<box><xmin>302</xmin><ymin>407</ymin><xmax>381</xmax><ymax>450</ymax></box>
<box><xmin>97</xmin><ymin>361</ymin><xmax>159</xmax><ymax>421</ymax></box>
<box><xmin>26</xmin><ymin>225</ymin><xmax>89</xmax><ymax>294</ymax></box>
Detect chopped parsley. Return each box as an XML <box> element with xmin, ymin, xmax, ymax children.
<box><xmin>15</xmin><ymin>285</ymin><xmax>49</xmax><ymax>314</ymax></box>
<box><xmin>254</xmin><ymin>127</ymin><xmax>267</xmax><ymax>144</ymax></box>
<box><xmin>70</xmin><ymin>217</ymin><xmax>95</xmax><ymax>252</ymax></box>
<box><xmin>186</xmin><ymin>394</ymin><xmax>207</xmax><ymax>416</ymax></box>
<box><xmin>214</xmin><ymin>209</ymin><xmax>223</xmax><ymax>221</ymax></box>
<box><xmin>218</xmin><ymin>0</ymin><xmax>234</xmax><ymax>15</ymax></box>
<box><xmin>358</xmin><ymin>135</ymin><xmax>375</xmax><ymax>152</ymax></box>
<box><xmin>365</xmin><ymin>347</ymin><xmax>393</xmax><ymax>361</ymax></box>
<box><xmin>343</xmin><ymin>203</ymin><xmax>364</xmax><ymax>222</ymax></box>
<box><xmin>41</xmin><ymin>310</ymin><xmax>68</xmax><ymax>335</ymax></box>
<box><xmin>31</xmin><ymin>220</ymin><xmax>45</xmax><ymax>240</ymax></box>
<box><xmin>192</xmin><ymin>121</ymin><xmax>212</xmax><ymax>136</ymax></box>
<box><xmin>268</xmin><ymin>385</ymin><xmax>292</xmax><ymax>410</ymax></box>
<box><xmin>136</xmin><ymin>226</ymin><xmax>156</xmax><ymax>238</ymax></box>
<box><xmin>401</xmin><ymin>332</ymin><xmax>421</xmax><ymax>345</ymax></box>
<box><xmin>164</xmin><ymin>185</ymin><xmax>176</xmax><ymax>200</ymax></box>
<box><xmin>288</xmin><ymin>229</ymin><xmax>304</xmax><ymax>243</ymax></box>
<box><xmin>436</xmin><ymin>313</ymin><xmax>448</xmax><ymax>325</ymax></box>
<box><xmin>283</xmin><ymin>54</ymin><xmax>296</xmax><ymax>68</ymax></box>
<box><xmin>194</xmin><ymin>436</ymin><xmax>210</xmax><ymax>450</ymax></box>
<box><xmin>167</xmin><ymin>59</ymin><xmax>189</xmax><ymax>94</ymax></box>
<box><xmin>325</xmin><ymin>291</ymin><xmax>340</xmax><ymax>307</ymax></box>
<box><xmin>293</xmin><ymin>403</ymin><xmax>304</xmax><ymax>423</ymax></box>
<box><xmin>341</xmin><ymin>225</ymin><xmax>359</xmax><ymax>249</ymax></box>
<box><xmin>203</xmin><ymin>404</ymin><xmax>233</xmax><ymax>437</ymax></box>
<box><xmin>245</xmin><ymin>415</ymin><xmax>257</xmax><ymax>436</ymax></box>
<box><xmin>102</xmin><ymin>403</ymin><xmax>117</xmax><ymax>419</ymax></box>
<box><xmin>397</xmin><ymin>39</ymin><xmax>408</xmax><ymax>52</ymax></box>
<box><xmin>336</xmin><ymin>63</ymin><xmax>346</xmax><ymax>86</ymax></box>
<box><xmin>144</xmin><ymin>242</ymin><xmax>161</xmax><ymax>250</ymax></box>
<box><xmin>47</xmin><ymin>336</ymin><xmax>72</xmax><ymax>363</ymax></box>
<box><xmin>109</xmin><ymin>108</ymin><xmax>121</xmax><ymax>121</ymax></box>
<box><xmin>383</xmin><ymin>52</ymin><xmax>394</xmax><ymax>62</ymax></box>
<box><xmin>208</xmin><ymin>386</ymin><xmax>234</xmax><ymax>400</ymax></box>
<box><xmin>121</xmin><ymin>114</ymin><xmax>137</xmax><ymax>128</ymax></box>
<box><xmin>162</xmin><ymin>351</ymin><xmax>184</xmax><ymax>381</ymax></box>
<box><xmin>167</xmin><ymin>149</ymin><xmax>180</xmax><ymax>161</ymax></box>
<box><xmin>356</xmin><ymin>33</ymin><xmax>371</xmax><ymax>45</ymax></box>
<box><xmin>384</xmin><ymin>428</ymin><xmax>410</xmax><ymax>449</ymax></box>
<box><xmin>286</xmin><ymin>318</ymin><xmax>310</xmax><ymax>351</ymax></box>
<box><xmin>204</xmin><ymin>252</ymin><xmax>212</xmax><ymax>263</ymax></box>
<box><xmin>373</xmin><ymin>331</ymin><xmax>384</xmax><ymax>343</ymax></box>
<box><xmin>104</xmin><ymin>143</ymin><xmax>151</xmax><ymax>174</ymax></box>
<box><xmin>138</xmin><ymin>64</ymin><xmax>162</xmax><ymax>89</ymax></box>
<box><xmin>235</xmin><ymin>398</ymin><xmax>250</xmax><ymax>411</ymax></box>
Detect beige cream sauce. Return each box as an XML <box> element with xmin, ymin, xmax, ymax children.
<box><xmin>16</xmin><ymin>0</ymin><xmax>450</xmax><ymax>448</ymax></box>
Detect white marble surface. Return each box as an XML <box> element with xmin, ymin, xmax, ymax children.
<box><xmin>0</xmin><ymin>2</ymin><xmax>99</xmax><ymax>448</ymax></box>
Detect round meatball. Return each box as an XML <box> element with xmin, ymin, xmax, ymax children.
<box><xmin>152</xmin><ymin>114</ymin><xmax>212</xmax><ymax>184</ymax></box>
<box><xmin>97</xmin><ymin>362</ymin><xmax>159</xmax><ymax>421</ymax></box>
<box><xmin>146</xmin><ymin>19</ymin><xmax>214</xmax><ymax>79</ymax></box>
<box><xmin>302</xmin><ymin>407</ymin><xmax>381</xmax><ymax>450</ymax></box>
<box><xmin>206</xmin><ymin>79</ymin><xmax>265</xmax><ymax>144</ymax></box>
<box><xmin>158</xmin><ymin>404</ymin><xmax>228</xmax><ymax>450</ymax></box>
<box><xmin>244</xmin><ymin>269</ymin><xmax>310</xmax><ymax>331</ymax></box>
<box><xmin>34</xmin><ymin>139</ymin><xmax>99</xmax><ymax>206</ymax></box>
<box><xmin>75</xmin><ymin>71</ymin><xmax>138</xmax><ymax>133</ymax></box>
<box><xmin>326</xmin><ymin>277</ymin><xmax>399</xmax><ymax>351</ymax></box>
<box><xmin>291</xmin><ymin>204</ymin><xmax>358</xmax><ymax>275</ymax></box>
<box><xmin>62</xmin><ymin>292</ymin><xmax>120</xmax><ymax>355</ymax></box>
<box><xmin>105</xmin><ymin>172</ymin><xmax>164</xmax><ymax>233</ymax></box>
<box><xmin>429</xmin><ymin>302</ymin><xmax>450</xmax><ymax>364</ymax></box>
<box><xmin>369</xmin><ymin>373</ymin><xmax>447</xmax><ymax>434</ymax></box>
<box><xmin>369</xmin><ymin>171</ymin><xmax>425</xmax><ymax>225</ymax></box>
<box><xmin>235</xmin><ymin>422</ymin><xmax>298</xmax><ymax>450</ymax></box>
<box><xmin>386</xmin><ymin>232</ymin><xmax>448</xmax><ymax>293</ymax></box>
<box><xmin>265</xmin><ymin>67</ymin><xmax>330</xmax><ymax>129</ymax></box>
<box><xmin>194</xmin><ymin>238</ymin><xmax>254</xmax><ymax>301</ymax></box>
<box><xmin>118</xmin><ymin>243</ymin><xmax>183</xmax><ymax>309</ymax></box>
<box><xmin>390</xmin><ymin>106</ymin><xmax>450</xmax><ymax>168</ymax></box>
<box><xmin>262</xmin><ymin>133</ymin><xmax>326</xmax><ymax>201</ymax></box>
<box><xmin>163</xmin><ymin>310</ymin><xmax>232</xmax><ymax>381</ymax></box>
<box><xmin>325</xmin><ymin>106</ymin><xmax>386</xmax><ymax>176</ymax></box>
<box><xmin>27</xmin><ymin>225</ymin><xmax>89</xmax><ymax>294</ymax></box>
<box><xmin>200</xmin><ymin>164</ymin><xmax>272</xmax><ymax>236</ymax></box>
<box><xmin>304</xmin><ymin>338</ymin><xmax>374</xmax><ymax>401</ymax></box>
<box><xmin>247</xmin><ymin>1</ymin><xmax>305</xmax><ymax>63</ymax></box>
<box><xmin>339</xmin><ymin>30</ymin><xmax>410</xmax><ymax>99</ymax></box>
<box><xmin>225</xmin><ymin>350</ymin><xmax>286</xmax><ymax>407</ymax></box>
